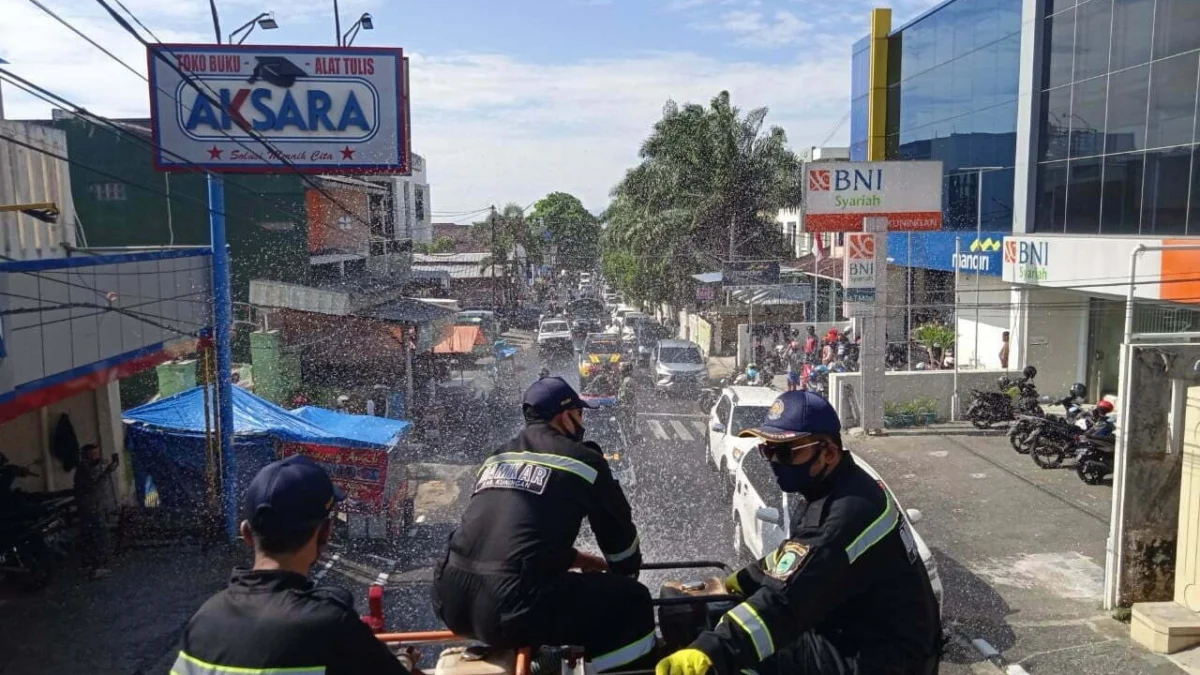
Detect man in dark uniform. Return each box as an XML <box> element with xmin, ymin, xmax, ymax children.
<box><xmin>172</xmin><ymin>456</ymin><xmax>412</xmax><ymax>675</ymax></box>
<box><xmin>74</xmin><ymin>443</ymin><xmax>118</xmax><ymax>579</ymax></box>
<box><xmin>657</xmin><ymin>391</ymin><xmax>941</xmax><ymax>675</ymax></box>
<box><xmin>433</xmin><ymin>376</ymin><xmax>654</xmax><ymax>672</ymax></box>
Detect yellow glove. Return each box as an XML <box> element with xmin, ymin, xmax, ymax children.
<box><xmin>724</xmin><ymin>572</ymin><xmax>743</xmax><ymax>596</ymax></box>
<box><xmin>656</xmin><ymin>649</ymin><xmax>713</xmax><ymax>675</ymax></box>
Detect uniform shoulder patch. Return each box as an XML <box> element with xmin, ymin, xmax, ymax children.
<box><xmin>767</xmin><ymin>540</ymin><xmax>810</xmax><ymax>581</ymax></box>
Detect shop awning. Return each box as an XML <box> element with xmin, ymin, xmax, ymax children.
<box><xmin>728</xmin><ymin>284</ymin><xmax>814</xmax><ymax>305</ymax></box>
<box><xmin>783</xmin><ymin>255</ymin><xmax>844</xmax><ymax>282</ymax></box>
<box><xmin>690</xmin><ymin>271</ymin><xmax>724</xmax><ymax>284</ymax></box>
<box><xmin>434</xmin><ymin>324</ymin><xmax>487</xmax><ymax>354</ymax></box>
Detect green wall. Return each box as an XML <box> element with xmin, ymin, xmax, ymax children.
<box><xmin>54</xmin><ymin>118</ymin><xmax>310</xmax><ymax>305</ymax></box>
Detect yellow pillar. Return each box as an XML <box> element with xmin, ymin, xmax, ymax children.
<box><xmin>1131</xmin><ymin>385</ymin><xmax>1200</xmax><ymax>653</ymax></box>
<box><xmin>866</xmin><ymin>8</ymin><xmax>892</xmax><ymax>162</ymax></box>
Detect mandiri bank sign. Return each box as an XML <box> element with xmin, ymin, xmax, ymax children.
<box><xmin>147</xmin><ymin>44</ymin><xmax>410</xmax><ymax>174</ymax></box>
<box><xmin>804</xmin><ymin>161</ymin><xmax>943</xmax><ymax>232</ymax></box>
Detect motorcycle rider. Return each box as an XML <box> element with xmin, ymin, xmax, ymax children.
<box><xmin>173</xmin><ymin>456</ymin><xmax>415</xmax><ymax>675</ymax></box>
<box><xmin>1086</xmin><ymin>400</ymin><xmax>1116</xmax><ymax>436</ymax></box>
<box><xmin>586</xmin><ymin>364</ymin><xmax>621</xmax><ymax>396</ymax></box>
<box><xmin>735</xmin><ymin>363</ymin><xmax>765</xmax><ymax>387</ymax></box>
<box><xmin>656</xmin><ymin>391</ymin><xmax>941</xmax><ymax>675</ymax></box>
<box><xmin>433</xmin><ymin>377</ymin><xmax>654</xmax><ymax>672</ymax></box>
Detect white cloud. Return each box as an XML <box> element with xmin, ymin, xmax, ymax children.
<box><xmin>693</xmin><ymin>10</ymin><xmax>811</xmax><ymax>49</ymax></box>
<box><xmin>0</xmin><ymin>0</ymin><xmax>854</xmax><ymax>220</ymax></box>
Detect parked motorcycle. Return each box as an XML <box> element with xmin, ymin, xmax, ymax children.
<box><xmin>0</xmin><ymin>495</ymin><xmax>74</xmax><ymax>591</ymax></box>
<box><xmin>1075</xmin><ymin>433</ymin><xmax>1115</xmax><ymax>485</ymax></box>
<box><xmin>966</xmin><ymin>377</ymin><xmax>1040</xmax><ymax>429</ymax></box>
<box><xmin>1009</xmin><ymin>383</ymin><xmax>1087</xmax><ymax>454</ymax></box>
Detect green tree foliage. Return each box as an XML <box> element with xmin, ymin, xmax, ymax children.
<box><xmin>528</xmin><ymin>192</ymin><xmax>600</xmax><ymax>271</ymax></box>
<box><xmin>470</xmin><ymin>203</ymin><xmax>544</xmax><ymax>305</ymax></box>
<box><xmin>604</xmin><ymin>91</ymin><xmax>802</xmax><ymax>305</ymax></box>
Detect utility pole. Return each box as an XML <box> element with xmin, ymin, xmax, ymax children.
<box><xmin>490</xmin><ymin>205</ymin><xmax>497</xmax><ymax>309</ymax></box>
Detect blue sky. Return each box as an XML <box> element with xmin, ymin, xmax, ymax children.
<box><xmin>0</xmin><ymin>0</ymin><xmax>942</xmax><ymax>221</ymax></box>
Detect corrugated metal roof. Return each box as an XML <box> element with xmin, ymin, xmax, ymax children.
<box><xmin>412</xmin><ymin>263</ymin><xmax>500</xmax><ymax>280</ymax></box>
<box><xmin>365</xmin><ymin>297</ymin><xmax>456</xmax><ymax>324</ymax></box>
<box><xmin>413</xmin><ymin>252</ymin><xmax>491</xmax><ymax>264</ymax></box>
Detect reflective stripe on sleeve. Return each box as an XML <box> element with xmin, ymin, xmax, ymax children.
<box><xmin>482</xmin><ymin>452</ymin><xmax>598</xmax><ymax>484</ymax></box>
<box><xmin>844</xmin><ymin>495</ymin><xmax>900</xmax><ymax>564</ymax></box>
<box><xmin>592</xmin><ymin>629</ymin><xmax>656</xmax><ymax>672</ymax></box>
<box><xmin>604</xmin><ymin>534</ymin><xmax>640</xmax><ymax>563</ymax></box>
<box><xmin>721</xmin><ymin>601</ymin><xmax>775</xmax><ymax>661</ymax></box>
<box><xmin>171</xmin><ymin>651</ymin><xmax>326</xmax><ymax>675</ymax></box>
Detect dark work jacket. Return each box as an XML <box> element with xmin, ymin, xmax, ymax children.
<box><xmin>694</xmin><ymin>456</ymin><xmax>941</xmax><ymax>675</ymax></box>
<box><xmin>445</xmin><ymin>422</ymin><xmax>641</xmax><ymax>581</ymax></box>
<box><xmin>173</xmin><ymin>569</ymin><xmax>409</xmax><ymax>675</ymax></box>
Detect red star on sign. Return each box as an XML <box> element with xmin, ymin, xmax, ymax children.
<box><xmin>341</xmin><ymin>146</ymin><xmax>356</xmax><ymax>160</ymax></box>
<box><xmin>208</xmin><ymin>146</ymin><xmax>223</xmax><ymax>160</ymax></box>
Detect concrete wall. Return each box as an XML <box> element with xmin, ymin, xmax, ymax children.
<box><xmin>830</xmin><ymin>368</ymin><xmax>1012</xmax><ymax>427</ymax></box>
<box><xmin>1113</xmin><ymin>344</ymin><xmax>1200</xmax><ymax>606</ymax></box>
<box><xmin>956</xmin><ymin>272</ymin><xmax>1013</xmax><ymax>369</ymax></box>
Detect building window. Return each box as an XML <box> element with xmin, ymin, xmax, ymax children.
<box><xmin>415</xmin><ymin>186</ymin><xmax>426</xmax><ymax>221</ymax></box>
<box><xmin>89</xmin><ymin>183</ymin><xmax>126</xmax><ymax>201</ymax></box>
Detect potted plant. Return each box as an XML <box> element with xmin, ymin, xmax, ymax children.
<box><xmin>915</xmin><ymin>397</ymin><xmax>938</xmax><ymax>425</ymax></box>
<box><xmin>914</xmin><ymin>322</ymin><xmax>956</xmax><ymax>367</ymax></box>
<box><xmin>883</xmin><ymin>401</ymin><xmax>900</xmax><ymax>428</ymax></box>
<box><xmin>898</xmin><ymin>400</ymin><xmax>918</xmax><ymax>427</ymax></box>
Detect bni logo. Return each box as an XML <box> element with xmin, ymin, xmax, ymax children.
<box><xmin>1003</xmin><ymin>240</ymin><xmax>1017</xmax><ymax>263</ymax></box>
<box><xmin>809</xmin><ymin>169</ymin><xmax>831</xmax><ymax>192</ymax></box>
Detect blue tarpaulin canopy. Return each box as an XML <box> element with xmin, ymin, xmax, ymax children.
<box><xmin>291</xmin><ymin>406</ymin><xmax>410</xmax><ymax>448</ymax></box>
<box><xmin>123</xmin><ymin>386</ymin><xmax>410</xmax><ymax>509</ymax></box>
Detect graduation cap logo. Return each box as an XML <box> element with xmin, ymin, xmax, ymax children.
<box><xmin>247</xmin><ymin>56</ymin><xmax>308</xmax><ymax>88</ymax></box>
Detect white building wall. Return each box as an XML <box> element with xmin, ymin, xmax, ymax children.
<box><xmin>1010</xmin><ymin>286</ymin><xmax>1088</xmax><ymax>396</ymax></box>
<box><xmin>386</xmin><ymin>152</ymin><xmax>431</xmax><ymax>244</ymax></box>
<box><xmin>955</xmin><ymin>273</ymin><xmax>1013</xmax><ymax>370</ymax></box>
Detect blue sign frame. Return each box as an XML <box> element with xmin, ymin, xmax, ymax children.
<box><xmin>886</xmin><ymin>231</ymin><xmax>1007</xmax><ymax>276</ymax></box>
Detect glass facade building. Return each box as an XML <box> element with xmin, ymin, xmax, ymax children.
<box><xmin>850</xmin><ymin>0</ymin><xmax>1023</xmax><ymax>231</ymax></box>
<box><xmin>1035</xmin><ymin>0</ymin><xmax>1200</xmax><ymax>235</ymax></box>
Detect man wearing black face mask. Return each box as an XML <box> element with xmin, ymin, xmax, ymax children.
<box><xmin>657</xmin><ymin>391</ymin><xmax>941</xmax><ymax>675</ymax></box>
<box><xmin>433</xmin><ymin>376</ymin><xmax>653</xmax><ymax>672</ymax></box>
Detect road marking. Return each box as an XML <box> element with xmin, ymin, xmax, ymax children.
<box><xmin>647</xmin><ymin>419</ymin><xmax>669</xmax><ymax>440</ymax></box>
<box><xmin>670</xmin><ymin>420</ymin><xmax>695</xmax><ymax>442</ymax></box>
<box><xmin>638</xmin><ymin>412</ymin><xmax>708</xmax><ymax>419</ymax></box>
<box><xmin>691</xmin><ymin>420</ymin><xmax>708</xmax><ymax>434</ymax></box>
<box><xmin>312</xmin><ymin>553</ymin><xmax>340</xmax><ymax>582</ymax></box>
<box><xmin>929</xmin><ymin>450</ymin><xmax>949</xmax><ymax>458</ymax></box>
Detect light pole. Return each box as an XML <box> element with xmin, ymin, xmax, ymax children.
<box><xmin>342</xmin><ymin>13</ymin><xmax>374</xmax><ymax>46</ymax></box>
<box><xmin>228</xmin><ymin>12</ymin><xmax>278</xmax><ymax>45</ymax></box>
<box><xmin>954</xmin><ymin>165</ymin><xmax>1006</xmax><ymax>368</ymax></box>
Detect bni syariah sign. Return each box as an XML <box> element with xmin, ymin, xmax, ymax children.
<box><xmin>147</xmin><ymin>44</ymin><xmax>410</xmax><ymax>174</ymax></box>
<box><xmin>842</xmin><ymin>232</ymin><xmax>878</xmax><ymax>316</ymax></box>
<box><xmin>804</xmin><ymin>161</ymin><xmax>943</xmax><ymax>232</ymax></box>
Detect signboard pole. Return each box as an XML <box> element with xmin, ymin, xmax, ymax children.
<box><xmin>861</xmin><ymin>217</ymin><xmax>888</xmax><ymax>433</ymax></box>
<box><xmin>951</xmin><ymin>236</ymin><xmax>961</xmax><ymax>421</ymax></box>
<box><xmin>208</xmin><ymin>174</ymin><xmax>237</xmax><ymax>539</ymax></box>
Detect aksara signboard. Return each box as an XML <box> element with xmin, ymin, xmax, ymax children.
<box><xmin>842</xmin><ymin>232</ymin><xmax>877</xmax><ymax>315</ymax></box>
<box><xmin>804</xmin><ymin>161</ymin><xmax>943</xmax><ymax>232</ymax></box>
<box><xmin>147</xmin><ymin>44</ymin><xmax>410</xmax><ymax>174</ymax></box>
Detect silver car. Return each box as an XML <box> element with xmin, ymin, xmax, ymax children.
<box><xmin>653</xmin><ymin>339</ymin><xmax>707</xmax><ymax>394</ymax></box>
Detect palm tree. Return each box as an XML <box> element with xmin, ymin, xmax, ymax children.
<box><xmin>604</xmin><ymin>91</ymin><xmax>802</xmax><ymax>305</ymax></box>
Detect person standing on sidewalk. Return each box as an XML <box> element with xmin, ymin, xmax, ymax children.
<box><xmin>74</xmin><ymin>443</ymin><xmax>118</xmax><ymax>580</ymax></box>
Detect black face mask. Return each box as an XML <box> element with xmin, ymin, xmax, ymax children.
<box><xmin>564</xmin><ymin>422</ymin><xmax>586</xmax><ymax>442</ymax></box>
<box><xmin>770</xmin><ymin>452</ymin><xmax>825</xmax><ymax>498</ymax></box>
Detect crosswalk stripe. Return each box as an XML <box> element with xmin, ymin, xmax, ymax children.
<box><xmin>691</xmin><ymin>420</ymin><xmax>708</xmax><ymax>435</ymax></box>
<box><xmin>648</xmin><ymin>419</ymin><xmax>669</xmax><ymax>440</ymax></box>
<box><xmin>669</xmin><ymin>420</ymin><xmax>695</xmax><ymax>442</ymax></box>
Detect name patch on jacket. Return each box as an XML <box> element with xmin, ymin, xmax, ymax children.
<box><xmin>475</xmin><ymin>461</ymin><xmax>552</xmax><ymax>495</ymax></box>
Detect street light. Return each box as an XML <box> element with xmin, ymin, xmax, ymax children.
<box><xmin>342</xmin><ymin>13</ymin><xmax>374</xmax><ymax>46</ymax></box>
<box><xmin>228</xmin><ymin>12</ymin><xmax>279</xmax><ymax>45</ymax></box>
<box><xmin>953</xmin><ymin>165</ymin><xmax>1008</xmax><ymax>369</ymax></box>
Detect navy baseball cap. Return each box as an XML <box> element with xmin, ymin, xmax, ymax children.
<box><xmin>738</xmin><ymin>391</ymin><xmax>842</xmax><ymax>443</ymax></box>
<box><xmin>243</xmin><ymin>455</ymin><xmax>345</xmax><ymax>534</ymax></box>
<box><xmin>523</xmin><ymin>376</ymin><xmax>595</xmax><ymax>420</ymax></box>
